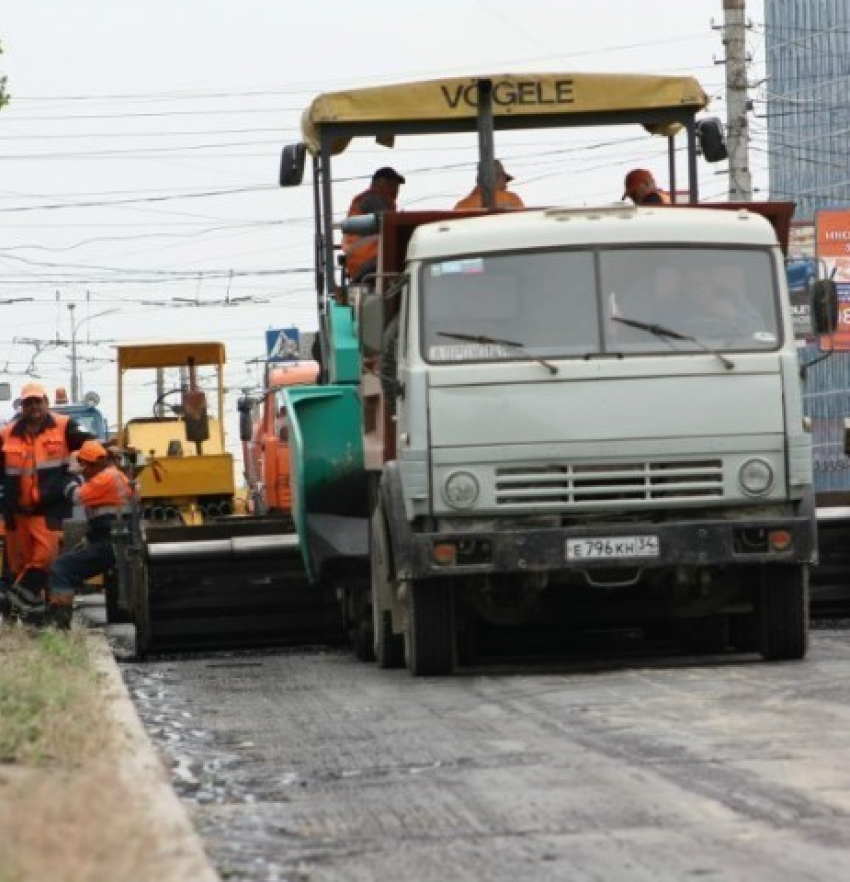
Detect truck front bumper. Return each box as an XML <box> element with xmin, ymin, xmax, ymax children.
<box><xmin>396</xmin><ymin>513</ymin><xmax>817</xmax><ymax>580</ymax></box>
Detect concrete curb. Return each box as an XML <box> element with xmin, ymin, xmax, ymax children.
<box><xmin>87</xmin><ymin>631</ymin><xmax>221</xmax><ymax>882</ymax></box>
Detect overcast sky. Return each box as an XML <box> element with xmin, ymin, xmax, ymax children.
<box><xmin>0</xmin><ymin>0</ymin><xmax>767</xmax><ymax>451</ymax></box>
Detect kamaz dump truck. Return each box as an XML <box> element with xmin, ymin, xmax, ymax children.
<box><xmin>279</xmin><ymin>72</ymin><xmax>829</xmax><ymax>674</ymax></box>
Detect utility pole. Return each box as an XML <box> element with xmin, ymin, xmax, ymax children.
<box><xmin>722</xmin><ymin>0</ymin><xmax>753</xmax><ymax>200</ymax></box>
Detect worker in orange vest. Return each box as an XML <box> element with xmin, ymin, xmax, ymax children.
<box><xmin>455</xmin><ymin>159</ymin><xmax>525</xmax><ymax>210</ymax></box>
<box><xmin>0</xmin><ymin>382</ymin><xmax>89</xmax><ymax>619</ymax></box>
<box><xmin>342</xmin><ymin>166</ymin><xmax>406</xmax><ymax>281</ymax></box>
<box><xmin>622</xmin><ymin>168</ymin><xmax>671</xmax><ymax>205</ymax></box>
<box><xmin>46</xmin><ymin>439</ymin><xmax>134</xmax><ymax>628</ymax></box>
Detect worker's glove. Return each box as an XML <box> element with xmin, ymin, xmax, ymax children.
<box><xmin>63</xmin><ymin>475</ymin><xmax>82</xmax><ymax>500</ymax></box>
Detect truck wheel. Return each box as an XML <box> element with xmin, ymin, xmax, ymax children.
<box><xmin>759</xmin><ymin>564</ymin><xmax>809</xmax><ymax>661</ymax></box>
<box><xmin>405</xmin><ymin>579</ymin><xmax>455</xmax><ymax>677</ymax></box>
<box><xmin>370</xmin><ymin>504</ymin><xmax>403</xmax><ymax>668</ymax></box>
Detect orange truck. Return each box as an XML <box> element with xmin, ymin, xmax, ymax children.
<box><xmin>240</xmin><ymin>360</ymin><xmax>319</xmax><ymax>517</ymax></box>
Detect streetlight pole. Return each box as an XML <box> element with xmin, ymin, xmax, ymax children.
<box><xmin>68</xmin><ymin>303</ymin><xmax>79</xmax><ymax>402</ymax></box>
<box><xmin>67</xmin><ymin>304</ymin><xmax>118</xmax><ymax>402</ymax></box>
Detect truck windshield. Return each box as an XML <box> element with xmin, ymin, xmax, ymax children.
<box><xmin>420</xmin><ymin>247</ymin><xmax>780</xmax><ymax>364</ymax></box>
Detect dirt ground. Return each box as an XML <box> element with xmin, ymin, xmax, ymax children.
<box><xmin>0</xmin><ymin>622</ymin><xmax>218</xmax><ymax>882</ymax></box>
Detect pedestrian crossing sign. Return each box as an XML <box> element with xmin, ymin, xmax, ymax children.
<box><xmin>266</xmin><ymin>327</ymin><xmax>300</xmax><ymax>362</ymax></box>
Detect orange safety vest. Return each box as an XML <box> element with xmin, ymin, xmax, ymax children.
<box><xmin>72</xmin><ymin>465</ymin><xmax>134</xmax><ymax>541</ymax></box>
<box><xmin>454</xmin><ymin>187</ymin><xmax>526</xmax><ymax>210</ymax></box>
<box><xmin>0</xmin><ymin>413</ymin><xmax>76</xmax><ymax>525</ymax></box>
<box><xmin>341</xmin><ymin>188</ymin><xmax>395</xmax><ymax>279</ymax></box>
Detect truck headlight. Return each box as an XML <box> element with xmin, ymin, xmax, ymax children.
<box><xmin>443</xmin><ymin>471</ymin><xmax>480</xmax><ymax>509</ymax></box>
<box><xmin>739</xmin><ymin>458</ymin><xmax>773</xmax><ymax>496</ymax></box>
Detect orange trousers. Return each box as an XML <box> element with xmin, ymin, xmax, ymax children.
<box><xmin>5</xmin><ymin>515</ymin><xmax>62</xmax><ymax>580</ymax></box>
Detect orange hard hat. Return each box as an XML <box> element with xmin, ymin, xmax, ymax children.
<box><xmin>20</xmin><ymin>382</ymin><xmax>47</xmax><ymax>402</ymax></box>
<box><xmin>76</xmin><ymin>439</ymin><xmax>108</xmax><ymax>465</ymax></box>
<box><xmin>623</xmin><ymin>168</ymin><xmax>654</xmax><ymax>200</ymax></box>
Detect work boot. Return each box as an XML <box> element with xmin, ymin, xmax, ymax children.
<box><xmin>0</xmin><ymin>578</ymin><xmax>10</xmax><ymax>618</ymax></box>
<box><xmin>8</xmin><ymin>580</ymin><xmax>46</xmax><ymax>617</ymax></box>
<box><xmin>45</xmin><ymin>598</ymin><xmax>74</xmax><ymax>630</ymax></box>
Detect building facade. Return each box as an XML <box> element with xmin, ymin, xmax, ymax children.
<box><xmin>765</xmin><ymin>0</ymin><xmax>850</xmax><ymax>221</ymax></box>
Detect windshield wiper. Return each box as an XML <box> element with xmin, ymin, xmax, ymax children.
<box><xmin>437</xmin><ymin>331</ymin><xmax>559</xmax><ymax>375</ymax></box>
<box><xmin>611</xmin><ymin>315</ymin><xmax>734</xmax><ymax>370</ymax></box>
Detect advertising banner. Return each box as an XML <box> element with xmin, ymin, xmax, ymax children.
<box><xmin>816</xmin><ymin>209</ymin><xmax>850</xmax><ymax>350</ymax></box>
<box><xmin>788</xmin><ymin>221</ymin><xmax>815</xmax><ymax>339</ymax></box>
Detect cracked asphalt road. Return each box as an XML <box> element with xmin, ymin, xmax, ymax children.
<box><xmin>113</xmin><ymin>623</ymin><xmax>850</xmax><ymax>882</ymax></box>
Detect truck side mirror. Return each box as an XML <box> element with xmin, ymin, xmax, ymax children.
<box><xmin>811</xmin><ymin>279</ymin><xmax>839</xmax><ymax>335</ymax></box>
<box><xmin>697</xmin><ymin>117</ymin><xmax>728</xmax><ymax>163</ymax></box>
<box><xmin>279</xmin><ymin>143</ymin><xmax>307</xmax><ymax>187</ymax></box>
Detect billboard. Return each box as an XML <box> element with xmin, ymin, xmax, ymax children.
<box><xmin>788</xmin><ymin>221</ymin><xmax>816</xmax><ymax>339</ymax></box>
<box><xmin>816</xmin><ymin>209</ymin><xmax>850</xmax><ymax>350</ymax></box>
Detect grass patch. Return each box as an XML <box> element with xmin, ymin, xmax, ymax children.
<box><xmin>0</xmin><ymin>621</ymin><xmax>107</xmax><ymax>766</ymax></box>
<box><xmin>0</xmin><ymin>621</ymin><xmax>164</xmax><ymax>882</ymax></box>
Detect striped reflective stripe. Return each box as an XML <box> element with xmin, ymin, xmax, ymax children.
<box><xmin>3</xmin><ymin>458</ymin><xmax>68</xmax><ymax>472</ymax></box>
<box><xmin>35</xmin><ymin>457</ymin><xmax>69</xmax><ymax>469</ymax></box>
<box><xmin>343</xmin><ymin>234</ymin><xmax>377</xmax><ymax>255</ymax></box>
<box><xmin>88</xmin><ymin>504</ymin><xmax>130</xmax><ymax>517</ymax></box>
<box><xmin>83</xmin><ymin>469</ymin><xmax>133</xmax><ymax>519</ymax></box>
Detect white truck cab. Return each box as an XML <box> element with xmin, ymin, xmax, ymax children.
<box><xmin>373</xmin><ymin>204</ymin><xmax>815</xmax><ymax>669</ymax></box>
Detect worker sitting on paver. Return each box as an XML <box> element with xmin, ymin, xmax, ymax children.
<box><xmin>46</xmin><ymin>440</ymin><xmax>133</xmax><ymax>628</ymax></box>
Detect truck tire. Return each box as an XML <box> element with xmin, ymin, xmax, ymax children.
<box><xmin>759</xmin><ymin>564</ymin><xmax>809</xmax><ymax>661</ymax></box>
<box><xmin>370</xmin><ymin>503</ymin><xmax>404</xmax><ymax>668</ymax></box>
<box><xmin>405</xmin><ymin>579</ymin><xmax>455</xmax><ymax>677</ymax></box>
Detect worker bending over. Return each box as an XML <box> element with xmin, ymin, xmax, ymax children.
<box><xmin>47</xmin><ymin>440</ymin><xmax>133</xmax><ymax>628</ymax></box>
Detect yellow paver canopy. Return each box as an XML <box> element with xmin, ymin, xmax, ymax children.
<box><xmin>302</xmin><ymin>72</ymin><xmax>709</xmax><ymax>155</ymax></box>
<box><xmin>116</xmin><ymin>341</ymin><xmax>226</xmax><ymax>370</ymax></box>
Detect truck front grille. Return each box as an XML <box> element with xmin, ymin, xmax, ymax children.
<box><xmin>495</xmin><ymin>460</ymin><xmax>724</xmax><ymax>508</ymax></box>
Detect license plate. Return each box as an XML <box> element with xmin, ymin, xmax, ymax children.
<box><xmin>566</xmin><ymin>535</ymin><xmax>659</xmax><ymax>560</ymax></box>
